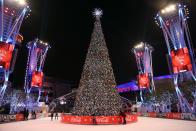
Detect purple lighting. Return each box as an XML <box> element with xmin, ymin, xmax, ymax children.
<box><xmin>116</xmin><ymin>81</ymin><xmax>139</xmax><ymax>92</ymax></box>
<box><xmin>116</xmin><ymin>74</ymin><xmax>173</xmax><ymax>93</ymax></box>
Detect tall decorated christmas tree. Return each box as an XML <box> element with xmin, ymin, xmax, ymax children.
<box><xmin>72</xmin><ymin>9</ymin><xmax>122</xmax><ymax>116</ymax></box>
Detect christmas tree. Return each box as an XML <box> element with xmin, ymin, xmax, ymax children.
<box><xmin>72</xmin><ymin>9</ymin><xmax>122</xmax><ymax>116</ymax></box>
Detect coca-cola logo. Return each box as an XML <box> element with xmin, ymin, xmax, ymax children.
<box><xmin>126</xmin><ymin>116</ymin><xmax>133</xmax><ymax>121</ymax></box>
<box><xmin>126</xmin><ymin>115</ymin><xmax>137</xmax><ymax>122</ymax></box>
<box><xmin>70</xmin><ymin>117</ymin><xmax>81</xmax><ymax>123</ymax></box>
<box><xmin>96</xmin><ymin>117</ymin><xmax>109</xmax><ymax>123</ymax></box>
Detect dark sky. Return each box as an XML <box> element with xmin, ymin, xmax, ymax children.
<box><xmin>11</xmin><ymin>0</ymin><xmax>196</xmax><ymax>87</ymax></box>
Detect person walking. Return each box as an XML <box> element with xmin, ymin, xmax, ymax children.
<box><xmin>51</xmin><ymin>111</ymin><xmax>54</xmax><ymax>121</ymax></box>
<box><xmin>92</xmin><ymin>114</ymin><xmax>96</xmax><ymax>125</ymax></box>
<box><xmin>34</xmin><ymin>111</ymin><xmax>36</xmax><ymax>119</ymax></box>
<box><xmin>31</xmin><ymin>111</ymin><xmax>34</xmax><ymax>119</ymax></box>
<box><xmin>55</xmin><ymin>112</ymin><xmax>58</xmax><ymax>120</ymax></box>
<box><xmin>24</xmin><ymin>108</ymin><xmax>27</xmax><ymax>120</ymax></box>
<box><xmin>26</xmin><ymin>109</ymin><xmax>29</xmax><ymax>120</ymax></box>
<box><xmin>120</xmin><ymin>111</ymin><xmax>126</xmax><ymax>125</ymax></box>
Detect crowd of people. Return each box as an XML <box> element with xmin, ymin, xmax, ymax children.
<box><xmin>137</xmin><ymin>103</ymin><xmax>171</xmax><ymax>113</ymax></box>
<box><xmin>131</xmin><ymin>91</ymin><xmax>196</xmax><ymax>113</ymax></box>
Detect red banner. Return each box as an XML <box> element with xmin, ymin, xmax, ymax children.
<box><xmin>126</xmin><ymin>114</ymin><xmax>138</xmax><ymax>123</ymax></box>
<box><xmin>166</xmin><ymin>113</ymin><xmax>181</xmax><ymax>119</ymax></box>
<box><xmin>166</xmin><ymin>113</ymin><xmax>173</xmax><ymax>119</ymax></box>
<box><xmin>171</xmin><ymin>48</ymin><xmax>192</xmax><ymax>73</ymax></box>
<box><xmin>15</xmin><ymin>114</ymin><xmax>24</xmax><ymax>121</ymax></box>
<box><xmin>148</xmin><ymin>112</ymin><xmax>157</xmax><ymax>117</ymax></box>
<box><xmin>172</xmin><ymin>113</ymin><xmax>181</xmax><ymax>119</ymax></box>
<box><xmin>61</xmin><ymin>114</ymin><xmax>137</xmax><ymax>125</ymax></box>
<box><xmin>96</xmin><ymin>116</ymin><xmax>122</xmax><ymax>124</ymax></box>
<box><xmin>0</xmin><ymin>42</ymin><xmax>14</xmax><ymax>70</ymax></box>
<box><xmin>61</xmin><ymin>115</ymin><xmax>93</xmax><ymax>124</ymax></box>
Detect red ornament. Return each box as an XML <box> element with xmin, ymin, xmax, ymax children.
<box><xmin>137</xmin><ymin>73</ymin><xmax>150</xmax><ymax>89</ymax></box>
<box><xmin>31</xmin><ymin>71</ymin><xmax>43</xmax><ymax>87</ymax></box>
<box><xmin>0</xmin><ymin>42</ymin><xmax>14</xmax><ymax>70</ymax></box>
<box><xmin>170</xmin><ymin>47</ymin><xmax>192</xmax><ymax>73</ymax></box>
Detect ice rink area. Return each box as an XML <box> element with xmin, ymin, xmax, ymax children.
<box><xmin>0</xmin><ymin>117</ymin><xmax>196</xmax><ymax>131</ymax></box>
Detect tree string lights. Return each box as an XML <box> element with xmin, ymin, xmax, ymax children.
<box><xmin>72</xmin><ymin>9</ymin><xmax>122</xmax><ymax>116</ymax></box>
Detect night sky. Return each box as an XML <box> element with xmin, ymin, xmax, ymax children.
<box><xmin>11</xmin><ymin>0</ymin><xmax>196</xmax><ymax>87</ymax></box>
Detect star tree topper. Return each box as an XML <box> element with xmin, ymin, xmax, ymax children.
<box><xmin>93</xmin><ymin>8</ymin><xmax>103</xmax><ymax>19</ymax></box>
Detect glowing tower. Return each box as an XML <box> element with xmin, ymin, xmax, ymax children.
<box><xmin>24</xmin><ymin>39</ymin><xmax>50</xmax><ymax>102</ymax></box>
<box><xmin>155</xmin><ymin>3</ymin><xmax>196</xmax><ymax>113</ymax></box>
<box><xmin>132</xmin><ymin>42</ymin><xmax>155</xmax><ymax>102</ymax></box>
<box><xmin>0</xmin><ymin>0</ymin><xmax>30</xmax><ymax>99</ymax></box>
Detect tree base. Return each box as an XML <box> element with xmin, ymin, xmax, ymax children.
<box><xmin>60</xmin><ymin>113</ymin><xmax>138</xmax><ymax>125</ymax></box>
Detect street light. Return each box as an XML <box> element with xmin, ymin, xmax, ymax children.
<box><xmin>93</xmin><ymin>8</ymin><xmax>103</xmax><ymax>18</ymax></box>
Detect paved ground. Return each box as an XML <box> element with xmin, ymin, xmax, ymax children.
<box><xmin>0</xmin><ymin>117</ymin><xmax>196</xmax><ymax>131</ymax></box>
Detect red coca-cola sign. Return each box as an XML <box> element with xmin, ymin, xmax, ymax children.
<box><xmin>31</xmin><ymin>71</ymin><xmax>43</xmax><ymax>87</ymax></box>
<box><xmin>0</xmin><ymin>42</ymin><xmax>14</xmax><ymax>70</ymax></box>
<box><xmin>137</xmin><ymin>73</ymin><xmax>150</xmax><ymax>89</ymax></box>
<box><xmin>61</xmin><ymin>114</ymin><xmax>138</xmax><ymax>125</ymax></box>
<box><xmin>70</xmin><ymin>116</ymin><xmax>82</xmax><ymax>123</ymax></box>
<box><xmin>126</xmin><ymin>114</ymin><xmax>138</xmax><ymax>123</ymax></box>
<box><xmin>171</xmin><ymin>48</ymin><xmax>192</xmax><ymax>73</ymax></box>
<box><xmin>96</xmin><ymin>116</ymin><xmax>109</xmax><ymax>123</ymax></box>
<box><xmin>16</xmin><ymin>114</ymin><xmax>24</xmax><ymax>121</ymax></box>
